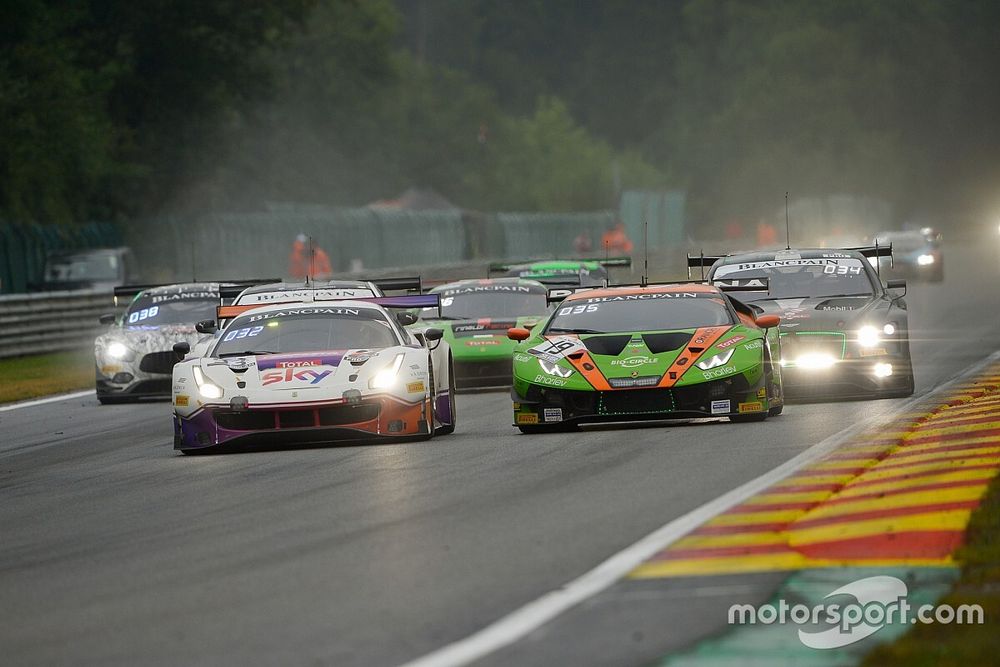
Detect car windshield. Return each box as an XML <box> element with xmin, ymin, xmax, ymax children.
<box><xmin>545</xmin><ymin>293</ymin><xmax>732</xmax><ymax>334</ymax></box>
<box><xmin>213</xmin><ymin>306</ymin><xmax>398</xmax><ymax>356</ymax></box>
<box><xmin>714</xmin><ymin>258</ymin><xmax>875</xmax><ymax>302</ymax></box>
<box><xmin>125</xmin><ymin>292</ymin><xmax>218</xmax><ymax>327</ymax></box>
<box><xmin>423</xmin><ymin>287</ymin><xmax>547</xmax><ymax>320</ymax></box>
<box><xmin>45</xmin><ymin>253</ymin><xmax>120</xmax><ymax>282</ymax></box>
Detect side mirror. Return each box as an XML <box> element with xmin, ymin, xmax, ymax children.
<box><xmin>886</xmin><ymin>279</ymin><xmax>907</xmax><ymax>296</ymax></box>
<box><xmin>195</xmin><ymin>319</ymin><xmax>218</xmax><ymax>334</ymax></box>
<box><xmin>99</xmin><ymin>313</ymin><xmax>116</xmax><ymax>325</ymax></box>
<box><xmin>395</xmin><ymin>311</ymin><xmax>418</xmax><ymax>326</ymax></box>
<box><xmin>172</xmin><ymin>342</ymin><xmax>191</xmax><ymax>357</ymax></box>
<box><xmin>423</xmin><ymin>328</ymin><xmax>444</xmax><ymax>342</ymax></box>
<box><xmin>755</xmin><ymin>315</ymin><xmax>780</xmax><ymax>329</ymax></box>
<box><xmin>507</xmin><ymin>327</ymin><xmax>531</xmax><ymax>341</ymax></box>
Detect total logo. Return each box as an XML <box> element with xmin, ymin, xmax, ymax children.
<box><xmin>263</xmin><ymin>369</ymin><xmax>333</xmax><ymax>385</ymax></box>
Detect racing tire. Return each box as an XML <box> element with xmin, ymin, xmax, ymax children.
<box><xmin>768</xmin><ymin>404</ymin><xmax>783</xmax><ymax>417</ymax></box>
<box><xmin>728</xmin><ymin>413</ymin><xmax>768</xmax><ymax>423</ymax></box>
<box><xmin>97</xmin><ymin>394</ymin><xmax>128</xmax><ymax>405</ymax></box>
<box><xmin>435</xmin><ymin>355</ymin><xmax>457</xmax><ymax>435</ymax></box>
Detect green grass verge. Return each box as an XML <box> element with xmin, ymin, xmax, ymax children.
<box><xmin>862</xmin><ymin>471</ymin><xmax>1000</xmax><ymax>667</ymax></box>
<box><xmin>0</xmin><ymin>350</ymin><xmax>94</xmax><ymax>404</ymax></box>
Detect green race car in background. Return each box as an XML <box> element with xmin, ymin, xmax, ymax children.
<box><xmin>506</xmin><ymin>282</ymin><xmax>784</xmax><ymax>433</ymax></box>
<box><xmin>490</xmin><ymin>257</ymin><xmax>632</xmax><ymax>287</ymax></box>
<box><xmin>418</xmin><ymin>278</ymin><xmax>549</xmax><ymax>389</ymax></box>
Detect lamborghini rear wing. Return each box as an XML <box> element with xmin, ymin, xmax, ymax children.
<box><xmin>217</xmin><ymin>294</ymin><xmax>440</xmax><ymax>321</ymax></box>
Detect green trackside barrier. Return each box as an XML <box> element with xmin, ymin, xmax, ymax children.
<box><xmin>0</xmin><ymin>221</ymin><xmax>122</xmax><ymax>294</ymax></box>
<box><xmin>619</xmin><ymin>190</ymin><xmax>687</xmax><ymax>250</ymax></box>
<box><xmin>495</xmin><ymin>211</ymin><xmax>616</xmax><ymax>258</ymax></box>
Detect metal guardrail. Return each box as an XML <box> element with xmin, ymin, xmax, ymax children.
<box><xmin>0</xmin><ymin>289</ymin><xmax>114</xmax><ymax>359</ymax></box>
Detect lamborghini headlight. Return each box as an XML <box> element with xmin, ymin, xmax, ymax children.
<box><xmin>192</xmin><ymin>366</ymin><xmax>224</xmax><ymax>399</ymax></box>
<box><xmin>370</xmin><ymin>353</ymin><xmax>405</xmax><ymax>389</ymax></box>
<box><xmin>107</xmin><ymin>341</ymin><xmax>131</xmax><ymax>359</ymax></box>
<box><xmin>697</xmin><ymin>350</ymin><xmax>735</xmax><ymax>370</ymax></box>
<box><xmin>539</xmin><ymin>359</ymin><xmax>574</xmax><ymax>378</ymax></box>
<box><xmin>857</xmin><ymin>325</ymin><xmax>881</xmax><ymax>348</ymax></box>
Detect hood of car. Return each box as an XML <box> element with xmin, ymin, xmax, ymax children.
<box><xmin>750</xmin><ymin>296</ymin><xmax>879</xmax><ymax>331</ymax></box>
<box><xmin>97</xmin><ymin>324</ymin><xmax>202</xmax><ymax>356</ymax></box>
<box><xmin>514</xmin><ymin>325</ymin><xmax>766</xmax><ymax>390</ymax></box>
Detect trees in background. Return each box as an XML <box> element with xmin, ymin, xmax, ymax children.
<box><xmin>3</xmin><ymin>1</ymin><xmax>1000</xmax><ymax>225</ymax></box>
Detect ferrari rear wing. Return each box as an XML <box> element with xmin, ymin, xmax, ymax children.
<box><xmin>217</xmin><ymin>294</ymin><xmax>440</xmax><ymax>321</ymax></box>
<box><xmin>370</xmin><ymin>276</ymin><xmax>422</xmax><ymax>293</ymax></box>
<box><xmin>216</xmin><ymin>279</ymin><xmax>285</xmax><ymax>301</ymax></box>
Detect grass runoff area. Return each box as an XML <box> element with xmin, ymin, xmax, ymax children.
<box><xmin>0</xmin><ymin>351</ymin><xmax>93</xmax><ymax>404</ymax></box>
<box><xmin>863</xmin><ymin>474</ymin><xmax>1000</xmax><ymax>667</ymax></box>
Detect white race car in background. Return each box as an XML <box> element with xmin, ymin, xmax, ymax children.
<box><xmin>171</xmin><ymin>294</ymin><xmax>455</xmax><ymax>453</ymax></box>
<box><xmin>95</xmin><ymin>283</ymin><xmax>223</xmax><ymax>403</ymax></box>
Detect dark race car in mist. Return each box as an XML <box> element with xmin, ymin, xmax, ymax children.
<box><xmin>872</xmin><ymin>228</ymin><xmax>944</xmax><ymax>282</ymax></box>
<box><xmin>692</xmin><ymin>248</ymin><xmax>914</xmax><ymax>399</ymax></box>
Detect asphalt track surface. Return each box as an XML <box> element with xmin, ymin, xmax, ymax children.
<box><xmin>1</xmin><ymin>242</ymin><xmax>998</xmax><ymax>666</ymax></box>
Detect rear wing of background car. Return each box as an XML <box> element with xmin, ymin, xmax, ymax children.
<box><xmin>369</xmin><ymin>276</ymin><xmax>422</xmax><ymax>293</ymax></box>
<box><xmin>847</xmin><ymin>244</ymin><xmax>894</xmax><ymax>275</ymax></box>
<box><xmin>216</xmin><ymin>294</ymin><xmax>441</xmax><ymax>321</ymax></box>
<box><xmin>488</xmin><ymin>256</ymin><xmax>631</xmax><ymax>275</ymax></box>
<box><xmin>113</xmin><ymin>278</ymin><xmax>280</xmax><ymax>306</ymax></box>
<box><xmin>686</xmin><ymin>252</ymin><xmax>727</xmax><ymax>279</ymax></box>
<box><xmin>216</xmin><ymin>278</ymin><xmax>286</xmax><ymax>302</ymax></box>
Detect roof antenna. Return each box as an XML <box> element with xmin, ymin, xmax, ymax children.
<box><xmin>641</xmin><ymin>218</ymin><xmax>648</xmax><ymax>287</ymax></box>
<box><xmin>784</xmin><ymin>191</ymin><xmax>791</xmax><ymax>250</ymax></box>
<box><xmin>191</xmin><ymin>239</ymin><xmax>197</xmax><ymax>282</ymax></box>
<box><xmin>307</xmin><ymin>235</ymin><xmax>314</xmax><ymax>288</ymax></box>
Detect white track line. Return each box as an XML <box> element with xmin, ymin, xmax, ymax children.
<box><xmin>0</xmin><ymin>389</ymin><xmax>95</xmax><ymax>412</ymax></box>
<box><xmin>401</xmin><ymin>351</ymin><xmax>1000</xmax><ymax>667</ymax></box>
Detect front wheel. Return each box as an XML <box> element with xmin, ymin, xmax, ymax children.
<box><xmin>435</xmin><ymin>356</ymin><xmax>457</xmax><ymax>435</ymax></box>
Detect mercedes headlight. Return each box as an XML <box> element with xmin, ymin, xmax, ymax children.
<box><xmin>107</xmin><ymin>341</ymin><xmax>131</xmax><ymax>359</ymax></box>
<box><xmin>857</xmin><ymin>325</ymin><xmax>881</xmax><ymax>348</ymax></box>
<box><xmin>370</xmin><ymin>353</ymin><xmax>405</xmax><ymax>389</ymax></box>
<box><xmin>193</xmin><ymin>366</ymin><xmax>224</xmax><ymax>399</ymax></box>
<box><xmin>916</xmin><ymin>254</ymin><xmax>935</xmax><ymax>266</ymax></box>
<box><xmin>539</xmin><ymin>359</ymin><xmax>573</xmax><ymax>378</ymax></box>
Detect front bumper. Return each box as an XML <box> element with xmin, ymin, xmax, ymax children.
<box><xmin>780</xmin><ymin>356</ymin><xmax>910</xmax><ymax>398</ymax></box>
<box><xmin>96</xmin><ymin>351</ymin><xmax>183</xmax><ymax>399</ymax></box>
<box><xmin>511</xmin><ymin>373</ymin><xmax>769</xmax><ymax>426</ymax></box>
<box><xmin>173</xmin><ymin>394</ymin><xmax>433</xmax><ymax>450</ymax></box>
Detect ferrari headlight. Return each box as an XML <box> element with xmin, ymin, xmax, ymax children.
<box><xmin>370</xmin><ymin>353</ymin><xmax>405</xmax><ymax>389</ymax></box>
<box><xmin>697</xmin><ymin>350</ymin><xmax>735</xmax><ymax>370</ymax></box>
<box><xmin>539</xmin><ymin>359</ymin><xmax>573</xmax><ymax>378</ymax></box>
<box><xmin>107</xmin><ymin>341</ymin><xmax>130</xmax><ymax>359</ymax></box>
<box><xmin>192</xmin><ymin>366</ymin><xmax>224</xmax><ymax>399</ymax></box>
<box><xmin>917</xmin><ymin>254</ymin><xmax>935</xmax><ymax>266</ymax></box>
<box><xmin>857</xmin><ymin>325</ymin><xmax>881</xmax><ymax>348</ymax></box>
